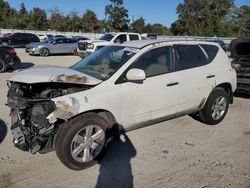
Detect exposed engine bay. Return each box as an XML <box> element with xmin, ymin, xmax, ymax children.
<box><xmin>7</xmin><ymin>82</ymin><xmax>90</xmax><ymax>154</ymax></box>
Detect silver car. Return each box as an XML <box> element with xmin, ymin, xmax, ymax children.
<box><xmin>25</xmin><ymin>37</ymin><xmax>78</xmax><ymax>56</ymax></box>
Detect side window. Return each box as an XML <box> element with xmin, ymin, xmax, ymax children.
<box><xmin>129</xmin><ymin>34</ymin><xmax>139</xmax><ymax>41</ymax></box>
<box><xmin>200</xmin><ymin>44</ymin><xmax>219</xmax><ymax>62</ymax></box>
<box><xmin>114</xmin><ymin>35</ymin><xmax>127</xmax><ymax>43</ymax></box>
<box><xmin>175</xmin><ymin>45</ymin><xmax>207</xmax><ymax>71</ymax></box>
<box><xmin>129</xmin><ymin>46</ymin><xmax>173</xmax><ymax>78</ymax></box>
<box><xmin>56</xmin><ymin>39</ymin><xmax>64</xmax><ymax>44</ymax></box>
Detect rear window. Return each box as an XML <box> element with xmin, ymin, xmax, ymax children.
<box><xmin>175</xmin><ymin>45</ymin><xmax>208</xmax><ymax>71</ymax></box>
<box><xmin>129</xmin><ymin>34</ymin><xmax>139</xmax><ymax>41</ymax></box>
<box><xmin>200</xmin><ymin>44</ymin><xmax>219</xmax><ymax>62</ymax></box>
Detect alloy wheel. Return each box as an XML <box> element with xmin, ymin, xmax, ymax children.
<box><xmin>70</xmin><ymin>125</ymin><xmax>105</xmax><ymax>163</ymax></box>
<box><xmin>211</xmin><ymin>96</ymin><xmax>227</xmax><ymax>120</ymax></box>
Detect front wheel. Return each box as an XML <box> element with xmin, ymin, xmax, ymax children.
<box><xmin>55</xmin><ymin>113</ymin><xmax>109</xmax><ymax>170</ymax></box>
<box><xmin>199</xmin><ymin>87</ymin><xmax>229</xmax><ymax>125</ymax></box>
<box><xmin>39</xmin><ymin>48</ymin><xmax>50</xmax><ymax>57</ymax></box>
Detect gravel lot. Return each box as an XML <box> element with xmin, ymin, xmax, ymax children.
<box><xmin>0</xmin><ymin>49</ymin><xmax>250</xmax><ymax>188</ymax></box>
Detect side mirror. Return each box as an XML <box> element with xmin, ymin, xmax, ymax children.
<box><xmin>126</xmin><ymin>68</ymin><xmax>146</xmax><ymax>81</ymax></box>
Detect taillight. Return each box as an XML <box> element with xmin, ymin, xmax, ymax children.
<box><xmin>6</xmin><ymin>48</ymin><xmax>16</xmax><ymax>55</ymax></box>
<box><xmin>231</xmin><ymin>63</ymin><xmax>240</xmax><ymax>70</ymax></box>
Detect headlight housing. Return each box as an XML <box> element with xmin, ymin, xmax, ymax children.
<box><xmin>87</xmin><ymin>43</ymin><xmax>94</xmax><ymax>49</ymax></box>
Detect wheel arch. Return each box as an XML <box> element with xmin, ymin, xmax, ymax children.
<box><xmin>70</xmin><ymin>109</ymin><xmax>117</xmax><ymax>129</ymax></box>
<box><xmin>215</xmin><ymin>82</ymin><xmax>233</xmax><ymax>104</ymax></box>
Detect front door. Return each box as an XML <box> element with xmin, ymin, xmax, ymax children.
<box><xmin>117</xmin><ymin>45</ymin><xmax>179</xmax><ymax>130</ymax></box>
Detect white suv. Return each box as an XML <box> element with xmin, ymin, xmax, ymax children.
<box><xmin>7</xmin><ymin>39</ymin><xmax>236</xmax><ymax>170</ymax></box>
<box><xmin>77</xmin><ymin>32</ymin><xmax>141</xmax><ymax>57</ymax></box>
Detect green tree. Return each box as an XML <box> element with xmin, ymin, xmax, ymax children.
<box><xmin>66</xmin><ymin>10</ymin><xmax>82</xmax><ymax>32</ymax></box>
<box><xmin>105</xmin><ymin>0</ymin><xmax>130</xmax><ymax>31</ymax></box>
<box><xmin>48</xmin><ymin>8</ymin><xmax>65</xmax><ymax>31</ymax></box>
<box><xmin>0</xmin><ymin>1</ymin><xmax>13</xmax><ymax>28</ymax></box>
<box><xmin>130</xmin><ymin>17</ymin><xmax>145</xmax><ymax>33</ymax></box>
<box><xmin>144</xmin><ymin>23</ymin><xmax>171</xmax><ymax>35</ymax></box>
<box><xmin>17</xmin><ymin>3</ymin><xmax>30</xmax><ymax>29</ymax></box>
<box><xmin>28</xmin><ymin>7</ymin><xmax>48</xmax><ymax>30</ymax></box>
<box><xmin>82</xmin><ymin>9</ymin><xmax>99</xmax><ymax>33</ymax></box>
<box><xmin>171</xmin><ymin>0</ymin><xmax>234</xmax><ymax>37</ymax></box>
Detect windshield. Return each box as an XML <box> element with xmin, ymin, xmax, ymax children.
<box><xmin>72</xmin><ymin>46</ymin><xmax>138</xmax><ymax>80</ymax></box>
<box><xmin>98</xmin><ymin>34</ymin><xmax>115</xmax><ymax>41</ymax></box>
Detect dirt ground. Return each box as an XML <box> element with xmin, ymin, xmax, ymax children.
<box><xmin>0</xmin><ymin>49</ymin><xmax>249</xmax><ymax>188</ymax></box>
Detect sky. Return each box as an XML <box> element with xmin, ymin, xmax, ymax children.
<box><xmin>4</xmin><ymin>0</ymin><xmax>250</xmax><ymax>27</ymax></box>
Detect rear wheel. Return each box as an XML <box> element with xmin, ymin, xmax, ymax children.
<box><xmin>39</xmin><ymin>48</ymin><xmax>50</xmax><ymax>57</ymax></box>
<box><xmin>198</xmin><ymin>87</ymin><xmax>229</xmax><ymax>125</ymax></box>
<box><xmin>73</xmin><ymin>49</ymin><xmax>78</xmax><ymax>56</ymax></box>
<box><xmin>55</xmin><ymin>113</ymin><xmax>109</xmax><ymax>170</ymax></box>
<box><xmin>0</xmin><ymin>58</ymin><xmax>7</xmax><ymax>73</ymax></box>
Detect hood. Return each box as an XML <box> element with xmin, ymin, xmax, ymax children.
<box><xmin>230</xmin><ymin>38</ymin><xmax>250</xmax><ymax>59</ymax></box>
<box><xmin>8</xmin><ymin>65</ymin><xmax>102</xmax><ymax>85</ymax></box>
<box><xmin>78</xmin><ymin>39</ymin><xmax>108</xmax><ymax>44</ymax></box>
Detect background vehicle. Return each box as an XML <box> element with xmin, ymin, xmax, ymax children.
<box><xmin>0</xmin><ymin>46</ymin><xmax>21</xmax><ymax>72</ymax></box>
<box><xmin>25</xmin><ymin>37</ymin><xmax>78</xmax><ymax>56</ymax></box>
<box><xmin>7</xmin><ymin>40</ymin><xmax>236</xmax><ymax>170</ymax></box>
<box><xmin>230</xmin><ymin>38</ymin><xmax>250</xmax><ymax>93</ymax></box>
<box><xmin>72</xmin><ymin>36</ymin><xmax>90</xmax><ymax>42</ymax></box>
<box><xmin>77</xmin><ymin>32</ymin><xmax>141</xmax><ymax>58</ymax></box>
<box><xmin>0</xmin><ymin>33</ymin><xmax>40</xmax><ymax>47</ymax></box>
<box><xmin>37</xmin><ymin>34</ymin><xmax>48</xmax><ymax>41</ymax></box>
<box><xmin>141</xmin><ymin>33</ymin><xmax>158</xmax><ymax>39</ymax></box>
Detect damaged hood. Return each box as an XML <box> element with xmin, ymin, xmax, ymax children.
<box><xmin>8</xmin><ymin>65</ymin><xmax>102</xmax><ymax>85</ymax></box>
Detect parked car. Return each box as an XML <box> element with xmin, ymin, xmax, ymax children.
<box><xmin>230</xmin><ymin>38</ymin><xmax>250</xmax><ymax>93</ymax></box>
<box><xmin>7</xmin><ymin>39</ymin><xmax>236</xmax><ymax>170</ymax></box>
<box><xmin>0</xmin><ymin>33</ymin><xmax>40</xmax><ymax>47</ymax></box>
<box><xmin>72</xmin><ymin>36</ymin><xmax>90</xmax><ymax>42</ymax></box>
<box><xmin>208</xmin><ymin>39</ymin><xmax>227</xmax><ymax>50</ymax></box>
<box><xmin>37</xmin><ymin>34</ymin><xmax>48</xmax><ymax>41</ymax></box>
<box><xmin>77</xmin><ymin>32</ymin><xmax>142</xmax><ymax>58</ymax></box>
<box><xmin>141</xmin><ymin>33</ymin><xmax>158</xmax><ymax>39</ymax></box>
<box><xmin>54</xmin><ymin>35</ymin><xmax>66</xmax><ymax>38</ymax></box>
<box><xmin>25</xmin><ymin>37</ymin><xmax>78</xmax><ymax>56</ymax></box>
<box><xmin>0</xmin><ymin>46</ymin><xmax>21</xmax><ymax>72</ymax></box>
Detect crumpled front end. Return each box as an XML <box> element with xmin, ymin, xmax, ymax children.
<box><xmin>6</xmin><ymin>81</ymin><xmax>90</xmax><ymax>154</ymax></box>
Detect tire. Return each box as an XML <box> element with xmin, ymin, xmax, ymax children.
<box><xmin>0</xmin><ymin>58</ymin><xmax>7</xmax><ymax>73</ymax></box>
<box><xmin>39</xmin><ymin>48</ymin><xmax>50</xmax><ymax>57</ymax></box>
<box><xmin>55</xmin><ymin>113</ymin><xmax>109</xmax><ymax>170</ymax></box>
<box><xmin>199</xmin><ymin>87</ymin><xmax>229</xmax><ymax>125</ymax></box>
<box><xmin>73</xmin><ymin>49</ymin><xmax>78</xmax><ymax>56</ymax></box>
<box><xmin>12</xmin><ymin>56</ymin><xmax>21</xmax><ymax>70</ymax></box>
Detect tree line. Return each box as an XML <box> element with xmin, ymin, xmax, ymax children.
<box><xmin>0</xmin><ymin>0</ymin><xmax>249</xmax><ymax>37</ymax></box>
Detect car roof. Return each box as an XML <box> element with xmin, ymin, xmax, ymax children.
<box><xmin>120</xmin><ymin>39</ymin><xmax>220</xmax><ymax>49</ymax></box>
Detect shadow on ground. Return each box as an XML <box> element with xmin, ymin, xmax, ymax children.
<box><xmin>21</xmin><ymin>62</ymin><xmax>35</xmax><ymax>69</ymax></box>
<box><xmin>0</xmin><ymin>119</ymin><xmax>7</xmax><ymax>143</ymax></box>
<box><xmin>96</xmin><ymin>134</ymin><xmax>137</xmax><ymax>188</ymax></box>
<box><xmin>234</xmin><ymin>92</ymin><xmax>250</xmax><ymax>99</ymax></box>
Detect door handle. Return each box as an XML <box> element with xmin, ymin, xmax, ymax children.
<box><xmin>206</xmin><ymin>74</ymin><xmax>215</xmax><ymax>79</ymax></box>
<box><xmin>167</xmin><ymin>82</ymin><xmax>179</xmax><ymax>87</ymax></box>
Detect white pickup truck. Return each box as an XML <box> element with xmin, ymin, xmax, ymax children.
<box><xmin>77</xmin><ymin>32</ymin><xmax>142</xmax><ymax>57</ymax></box>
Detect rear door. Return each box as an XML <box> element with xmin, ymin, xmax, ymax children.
<box><xmin>51</xmin><ymin>38</ymin><xmax>65</xmax><ymax>54</ymax></box>
<box><xmin>173</xmin><ymin>43</ymin><xmax>216</xmax><ymax>112</ymax></box>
